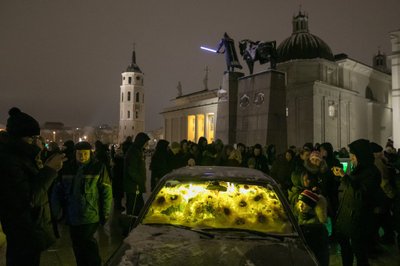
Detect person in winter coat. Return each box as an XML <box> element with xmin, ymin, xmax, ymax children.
<box><xmin>0</xmin><ymin>107</ymin><xmax>65</xmax><ymax>266</ymax></box>
<box><xmin>248</xmin><ymin>144</ymin><xmax>270</xmax><ymax>174</ymax></box>
<box><xmin>288</xmin><ymin>169</ymin><xmax>318</xmax><ymax>214</ymax></box>
<box><xmin>319</xmin><ymin>142</ymin><xmax>341</xmax><ymax>222</ymax></box>
<box><xmin>296</xmin><ymin>189</ymin><xmax>329</xmax><ymax>266</ymax></box>
<box><xmin>51</xmin><ymin>141</ymin><xmax>112</xmax><ymax>266</ymax></box>
<box><xmin>150</xmin><ymin>140</ymin><xmax>171</xmax><ymax>191</ymax></box>
<box><xmin>293</xmin><ymin>147</ymin><xmax>311</xmax><ymax>172</ymax></box>
<box><xmin>369</xmin><ymin>142</ymin><xmax>396</xmax><ymax>246</ymax></box>
<box><xmin>270</xmin><ymin>149</ymin><xmax>295</xmax><ymax>197</ymax></box>
<box><xmin>169</xmin><ymin>141</ymin><xmax>188</xmax><ymax>169</ymax></box>
<box><xmin>112</xmin><ymin>147</ymin><xmax>125</xmax><ymax>211</ymax></box>
<box><xmin>123</xmin><ymin>132</ymin><xmax>150</xmax><ymax>216</ymax></box>
<box><xmin>332</xmin><ymin>138</ymin><xmax>381</xmax><ymax>266</ymax></box>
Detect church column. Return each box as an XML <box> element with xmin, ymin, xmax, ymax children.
<box><xmin>390</xmin><ymin>30</ymin><xmax>400</xmax><ymax>147</ymax></box>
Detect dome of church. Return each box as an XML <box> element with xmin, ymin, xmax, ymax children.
<box><xmin>277</xmin><ymin>12</ymin><xmax>334</xmax><ymax>63</ymax></box>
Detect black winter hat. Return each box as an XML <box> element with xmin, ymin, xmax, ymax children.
<box><xmin>348</xmin><ymin>139</ymin><xmax>374</xmax><ymax>166</ymax></box>
<box><xmin>369</xmin><ymin>142</ymin><xmax>383</xmax><ymax>153</ymax></box>
<box><xmin>6</xmin><ymin>107</ymin><xmax>40</xmax><ymax>137</ymax></box>
<box><xmin>75</xmin><ymin>141</ymin><xmax>92</xmax><ymax>150</ymax></box>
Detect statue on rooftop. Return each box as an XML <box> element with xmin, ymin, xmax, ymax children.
<box><xmin>216</xmin><ymin>32</ymin><xmax>243</xmax><ymax>72</ymax></box>
<box><xmin>239</xmin><ymin>39</ymin><xmax>277</xmax><ymax>74</ymax></box>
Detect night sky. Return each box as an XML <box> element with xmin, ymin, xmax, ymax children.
<box><xmin>1</xmin><ymin>0</ymin><xmax>399</xmax><ymax>131</ymax></box>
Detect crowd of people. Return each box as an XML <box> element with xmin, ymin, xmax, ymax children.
<box><xmin>1</xmin><ymin>107</ymin><xmax>400</xmax><ymax>266</ymax></box>
<box><xmin>121</xmin><ymin>136</ymin><xmax>400</xmax><ymax>266</ymax></box>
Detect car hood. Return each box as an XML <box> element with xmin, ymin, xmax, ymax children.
<box><xmin>113</xmin><ymin>224</ymin><xmax>317</xmax><ymax>266</ymax></box>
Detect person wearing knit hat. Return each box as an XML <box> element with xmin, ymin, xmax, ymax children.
<box><xmin>0</xmin><ymin>107</ymin><xmax>66</xmax><ymax>266</ymax></box>
<box><xmin>51</xmin><ymin>139</ymin><xmax>112</xmax><ymax>266</ymax></box>
<box><xmin>299</xmin><ymin>189</ymin><xmax>320</xmax><ymax>209</ymax></box>
<box><xmin>6</xmin><ymin>107</ymin><xmax>40</xmax><ymax>138</ymax></box>
<box><xmin>297</xmin><ymin>189</ymin><xmax>329</xmax><ymax>266</ymax></box>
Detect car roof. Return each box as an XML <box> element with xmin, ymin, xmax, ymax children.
<box><xmin>163</xmin><ymin>166</ymin><xmax>277</xmax><ymax>184</ymax></box>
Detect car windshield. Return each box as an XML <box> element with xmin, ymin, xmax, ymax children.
<box><xmin>142</xmin><ymin>179</ymin><xmax>294</xmax><ymax>235</ymax></box>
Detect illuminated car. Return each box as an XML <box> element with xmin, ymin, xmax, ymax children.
<box><xmin>106</xmin><ymin>166</ymin><xmax>318</xmax><ymax>266</ymax></box>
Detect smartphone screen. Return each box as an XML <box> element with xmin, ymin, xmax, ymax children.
<box><xmin>340</xmin><ymin>161</ymin><xmax>348</xmax><ymax>173</ymax></box>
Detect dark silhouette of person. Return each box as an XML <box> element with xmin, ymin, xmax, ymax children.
<box><xmin>123</xmin><ymin>132</ymin><xmax>150</xmax><ymax>216</ymax></box>
<box><xmin>216</xmin><ymin>32</ymin><xmax>243</xmax><ymax>72</ymax></box>
<box><xmin>0</xmin><ymin>107</ymin><xmax>65</xmax><ymax>266</ymax></box>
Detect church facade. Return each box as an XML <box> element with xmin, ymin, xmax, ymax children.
<box><xmin>162</xmin><ymin>11</ymin><xmax>394</xmax><ymax>151</ymax></box>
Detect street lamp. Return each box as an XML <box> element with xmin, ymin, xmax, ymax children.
<box><xmin>52</xmin><ymin>131</ymin><xmax>56</xmax><ymax>142</ymax></box>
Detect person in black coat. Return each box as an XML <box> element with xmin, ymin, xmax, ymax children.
<box><xmin>332</xmin><ymin>139</ymin><xmax>381</xmax><ymax>266</ymax></box>
<box><xmin>0</xmin><ymin>107</ymin><xmax>65</xmax><ymax>266</ymax></box>
<box><xmin>270</xmin><ymin>149</ymin><xmax>295</xmax><ymax>196</ymax></box>
<box><xmin>112</xmin><ymin>148</ymin><xmax>125</xmax><ymax>211</ymax></box>
<box><xmin>319</xmin><ymin>142</ymin><xmax>341</xmax><ymax>221</ymax></box>
<box><xmin>123</xmin><ymin>132</ymin><xmax>150</xmax><ymax>216</ymax></box>
<box><xmin>150</xmin><ymin>140</ymin><xmax>171</xmax><ymax>191</ymax></box>
<box><xmin>249</xmin><ymin>144</ymin><xmax>269</xmax><ymax>174</ymax></box>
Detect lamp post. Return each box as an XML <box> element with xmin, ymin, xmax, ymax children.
<box><xmin>52</xmin><ymin>131</ymin><xmax>56</xmax><ymax>142</ymax></box>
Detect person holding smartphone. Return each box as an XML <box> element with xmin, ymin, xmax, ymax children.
<box><xmin>332</xmin><ymin>139</ymin><xmax>381</xmax><ymax>266</ymax></box>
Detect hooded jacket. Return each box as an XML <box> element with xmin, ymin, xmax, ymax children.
<box><xmin>335</xmin><ymin>139</ymin><xmax>381</xmax><ymax>237</ymax></box>
<box><xmin>123</xmin><ymin>133</ymin><xmax>150</xmax><ymax>193</ymax></box>
<box><xmin>150</xmin><ymin>140</ymin><xmax>171</xmax><ymax>190</ymax></box>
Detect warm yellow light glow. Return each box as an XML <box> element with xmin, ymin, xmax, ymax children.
<box><xmin>143</xmin><ymin>181</ymin><xmax>293</xmax><ymax>234</ymax></box>
<box><xmin>206</xmin><ymin>113</ymin><xmax>215</xmax><ymax>142</ymax></box>
<box><xmin>197</xmin><ymin>114</ymin><xmax>204</xmax><ymax>141</ymax></box>
<box><xmin>187</xmin><ymin>115</ymin><xmax>196</xmax><ymax>142</ymax></box>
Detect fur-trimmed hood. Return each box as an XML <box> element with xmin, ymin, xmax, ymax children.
<box><xmin>303</xmin><ymin>158</ymin><xmax>328</xmax><ymax>174</ymax></box>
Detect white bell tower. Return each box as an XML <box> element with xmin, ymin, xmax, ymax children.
<box><xmin>118</xmin><ymin>45</ymin><xmax>145</xmax><ymax>143</ymax></box>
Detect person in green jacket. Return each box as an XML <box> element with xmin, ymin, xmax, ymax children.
<box><xmin>51</xmin><ymin>141</ymin><xmax>112</xmax><ymax>266</ymax></box>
